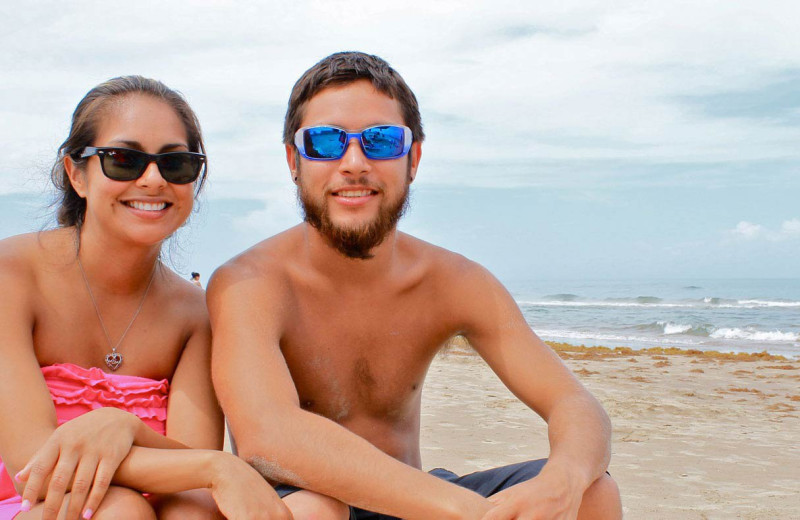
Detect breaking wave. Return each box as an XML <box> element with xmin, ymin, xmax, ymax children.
<box><xmin>638</xmin><ymin>321</ymin><xmax>713</xmax><ymax>336</ymax></box>
<box><xmin>709</xmin><ymin>328</ymin><xmax>799</xmax><ymax>342</ymax></box>
<box><xmin>736</xmin><ymin>299</ymin><xmax>800</xmax><ymax>308</ymax></box>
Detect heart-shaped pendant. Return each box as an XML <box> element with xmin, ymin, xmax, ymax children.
<box><xmin>105</xmin><ymin>352</ymin><xmax>123</xmax><ymax>371</ymax></box>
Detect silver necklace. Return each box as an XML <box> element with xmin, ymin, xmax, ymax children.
<box><xmin>77</xmin><ymin>256</ymin><xmax>157</xmax><ymax>371</ymax></box>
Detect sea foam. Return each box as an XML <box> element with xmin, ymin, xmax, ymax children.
<box><xmin>658</xmin><ymin>321</ymin><xmax>693</xmax><ymax>335</ymax></box>
<box><xmin>709</xmin><ymin>328</ymin><xmax>799</xmax><ymax>342</ymax></box>
<box><xmin>737</xmin><ymin>299</ymin><xmax>800</xmax><ymax>308</ymax></box>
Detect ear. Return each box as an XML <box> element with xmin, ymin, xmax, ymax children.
<box><xmin>64</xmin><ymin>155</ymin><xmax>88</xmax><ymax>198</ymax></box>
<box><xmin>408</xmin><ymin>142</ymin><xmax>422</xmax><ymax>183</ymax></box>
<box><xmin>286</xmin><ymin>144</ymin><xmax>299</xmax><ymax>184</ymax></box>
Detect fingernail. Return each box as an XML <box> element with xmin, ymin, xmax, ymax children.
<box><xmin>82</xmin><ymin>508</ymin><xmax>94</xmax><ymax>519</ymax></box>
<box><xmin>20</xmin><ymin>499</ymin><xmax>31</xmax><ymax>512</ymax></box>
<box><xmin>13</xmin><ymin>472</ymin><xmax>21</xmax><ymax>482</ymax></box>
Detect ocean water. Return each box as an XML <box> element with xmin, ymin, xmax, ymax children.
<box><xmin>506</xmin><ymin>279</ymin><xmax>800</xmax><ymax>359</ymax></box>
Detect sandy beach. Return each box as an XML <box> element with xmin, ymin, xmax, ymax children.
<box><xmin>420</xmin><ymin>340</ymin><xmax>800</xmax><ymax>519</ymax></box>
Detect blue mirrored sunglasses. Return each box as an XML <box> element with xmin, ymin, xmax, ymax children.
<box><xmin>294</xmin><ymin>125</ymin><xmax>413</xmax><ymax>161</ymax></box>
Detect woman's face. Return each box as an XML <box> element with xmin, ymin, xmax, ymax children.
<box><xmin>70</xmin><ymin>94</ymin><xmax>196</xmax><ymax>247</ymax></box>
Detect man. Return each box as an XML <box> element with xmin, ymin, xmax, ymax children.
<box><xmin>208</xmin><ymin>51</ymin><xmax>622</xmax><ymax>520</ymax></box>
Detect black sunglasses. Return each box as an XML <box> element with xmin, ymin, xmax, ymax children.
<box><xmin>78</xmin><ymin>147</ymin><xmax>206</xmax><ymax>185</ymax></box>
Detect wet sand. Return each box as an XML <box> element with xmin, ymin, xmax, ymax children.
<box><xmin>420</xmin><ymin>340</ymin><xmax>800</xmax><ymax>519</ymax></box>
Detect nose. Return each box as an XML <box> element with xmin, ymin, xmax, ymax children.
<box><xmin>136</xmin><ymin>160</ymin><xmax>168</xmax><ymax>189</ymax></box>
<box><xmin>338</xmin><ymin>136</ymin><xmax>370</xmax><ymax>176</ymax></box>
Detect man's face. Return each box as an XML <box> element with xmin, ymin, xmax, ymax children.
<box><xmin>287</xmin><ymin>79</ymin><xmax>421</xmax><ymax>259</ymax></box>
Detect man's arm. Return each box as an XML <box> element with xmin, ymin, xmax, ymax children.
<box><xmin>207</xmin><ymin>260</ymin><xmax>492</xmax><ymax>520</ymax></box>
<box><xmin>455</xmin><ymin>261</ymin><xmax>612</xmax><ymax>518</ymax></box>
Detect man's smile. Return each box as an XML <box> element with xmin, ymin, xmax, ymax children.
<box><xmin>330</xmin><ymin>186</ymin><xmax>379</xmax><ymax>206</ymax></box>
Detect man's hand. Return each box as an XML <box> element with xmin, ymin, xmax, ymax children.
<box><xmin>208</xmin><ymin>453</ymin><xmax>294</xmax><ymax>520</ymax></box>
<box><xmin>480</xmin><ymin>465</ymin><xmax>584</xmax><ymax>520</ymax></box>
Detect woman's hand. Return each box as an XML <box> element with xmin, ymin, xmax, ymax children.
<box><xmin>209</xmin><ymin>453</ymin><xmax>294</xmax><ymax>520</ymax></box>
<box><xmin>15</xmin><ymin>407</ymin><xmax>139</xmax><ymax>520</ymax></box>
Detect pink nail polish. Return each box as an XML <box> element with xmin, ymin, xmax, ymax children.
<box><xmin>82</xmin><ymin>508</ymin><xmax>94</xmax><ymax>519</ymax></box>
<box><xmin>13</xmin><ymin>472</ymin><xmax>21</xmax><ymax>483</ymax></box>
<box><xmin>20</xmin><ymin>499</ymin><xmax>31</xmax><ymax>512</ymax></box>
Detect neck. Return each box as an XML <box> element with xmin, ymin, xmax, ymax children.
<box><xmin>303</xmin><ymin>223</ymin><xmax>399</xmax><ymax>282</ymax></box>
<box><xmin>75</xmin><ymin>222</ymin><xmax>162</xmax><ymax>294</ymax></box>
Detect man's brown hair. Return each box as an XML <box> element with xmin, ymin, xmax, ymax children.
<box><xmin>283</xmin><ymin>51</ymin><xmax>425</xmax><ymax>145</ymax></box>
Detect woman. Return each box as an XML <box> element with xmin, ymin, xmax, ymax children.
<box><xmin>0</xmin><ymin>76</ymin><xmax>291</xmax><ymax>520</ymax></box>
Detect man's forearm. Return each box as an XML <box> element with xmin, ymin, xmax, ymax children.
<box><xmin>543</xmin><ymin>392</ymin><xmax>612</xmax><ymax>490</ymax></box>
<box><xmin>236</xmin><ymin>405</ymin><xmax>491</xmax><ymax>520</ymax></box>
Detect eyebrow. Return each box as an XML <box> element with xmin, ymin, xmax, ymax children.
<box><xmin>108</xmin><ymin>140</ymin><xmax>190</xmax><ymax>153</ymax></box>
<box><xmin>313</xmin><ymin>123</ymin><xmax>400</xmax><ymax>129</ymax></box>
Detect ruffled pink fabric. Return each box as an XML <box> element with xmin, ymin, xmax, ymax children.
<box><xmin>0</xmin><ymin>363</ymin><xmax>169</xmax><ymax>518</ymax></box>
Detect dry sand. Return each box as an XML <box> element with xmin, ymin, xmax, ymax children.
<box><xmin>420</xmin><ymin>341</ymin><xmax>800</xmax><ymax>519</ymax></box>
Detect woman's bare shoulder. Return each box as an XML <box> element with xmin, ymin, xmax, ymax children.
<box><xmin>0</xmin><ymin>230</ymin><xmax>77</xmax><ymax>327</ymax></box>
<box><xmin>0</xmin><ymin>229</ymin><xmax>75</xmax><ymax>280</ymax></box>
<box><xmin>156</xmin><ymin>266</ymin><xmax>210</xmax><ymax>326</ymax></box>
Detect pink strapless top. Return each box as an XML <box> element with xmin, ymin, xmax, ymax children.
<box><xmin>0</xmin><ymin>363</ymin><xmax>169</xmax><ymax>511</ymax></box>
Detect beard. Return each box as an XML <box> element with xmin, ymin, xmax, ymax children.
<box><xmin>298</xmin><ymin>179</ymin><xmax>411</xmax><ymax>260</ymax></box>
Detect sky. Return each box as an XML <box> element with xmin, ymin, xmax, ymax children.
<box><xmin>1</xmin><ymin>0</ymin><xmax>798</xmax><ymax>283</ymax></box>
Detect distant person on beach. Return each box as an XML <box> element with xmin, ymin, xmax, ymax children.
<box><xmin>190</xmin><ymin>272</ymin><xmax>202</xmax><ymax>288</ymax></box>
<box><xmin>209</xmin><ymin>52</ymin><xmax>621</xmax><ymax>519</ymax></box>
<box><xmin>0</xmin><ymin>76</ymin><xmax>289</xmax><ymax>519</ymax></box>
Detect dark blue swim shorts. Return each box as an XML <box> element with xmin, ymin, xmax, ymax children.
<box><xmin>275</xmin><ymin>458</ymin><xmax>548</xmax><ymax>520</ymax></box>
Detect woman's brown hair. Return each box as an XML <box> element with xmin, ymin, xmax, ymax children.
<box><xmin>52</xmin><ymin>75</ymin><xmax>207</xmax><ymax>229</ymax></box>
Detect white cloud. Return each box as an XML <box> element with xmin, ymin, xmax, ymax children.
<box><xmin>779</xmin><ymin>218</ymin><xmax>800</xmax><ymax>237</ymax></box>
<box><xmin>731</xmin><ymin>221</ymin><xmax>766</xmax><ymax>239</ymax></box>
<box><xmin>2</xmin><ymin>0</ymin><xmax>800</xmax><ymax>194</ymax></box>
<box><xmin>730</xmin><ymin>219</ymin><xmax>800</xmax><ymax>241</ymax></box>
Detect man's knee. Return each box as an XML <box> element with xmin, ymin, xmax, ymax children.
<box><xmin>578</xmin><ymin>473</ymin><xmax>622</xmax><ymax>520</ymax></box>
<box><xmin>283</xmin><ymin>490</ymin><xmax>350</xmax><ymax>520</ymax></box>
<box><xmin>93</xmin><ymin>486</ymin><xmax>156</xmax><ymax>520</ymax></box>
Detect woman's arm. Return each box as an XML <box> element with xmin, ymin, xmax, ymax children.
<box><xmin>17</xmin><ymin>445</ymin><xmax>293</xmax><ymax>520</ymax></box>
<box><xmin>161</xmin><ymin>299</ymin><xmax>224</xmax><ymax>450</ymax></box>
<box><xmin>115</xmin><ymin>447</ymin><xmax>292</xmax><ymax>519</ymax></box>
<box><xmin>0</xmin><ymin>249</ymin><xmax>60</xmax><ymax>486</ymax></box>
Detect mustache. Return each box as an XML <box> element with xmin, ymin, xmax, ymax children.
<box><xmin>326</xmin><ymin>179</ymin><xmax>382</xmax><ymax>192</ymax></box>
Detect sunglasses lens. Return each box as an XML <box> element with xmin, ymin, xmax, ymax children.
<box><xmin>157</xmin><ymin>153</ymin><xmax>203</xmax><ymax>184</ymax></box>
<box><xmin>361</xmin><ymin>126</ymin><xmax>407</xmax><ymax>159</ymax></box>
<box><xmin>101</xmin><ymin>149</ymin><xmax>147</xmax><ymax>181</ymax></box>
<box><xmin>303</xmin><ymin>127</ymin><xmax>347</xmax><ymax>159</ymax></box>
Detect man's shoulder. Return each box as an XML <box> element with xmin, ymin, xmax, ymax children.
<box><xmin>398</xmin><ymin>232</ymin><xmax>492</xmax><ymax>284</ymax></box>
<box><xmin>207</xmin><ymin>226</ymin><xmax>305</xmax><ymax>299</ymax></box>
<box><xmin>218</xmin><ymin>226</ymin><xmax>300</xmax><ymax>271</ymax></box>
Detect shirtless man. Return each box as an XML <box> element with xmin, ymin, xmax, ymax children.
<box><xmin>208</xmin><ymin>52</ymin><xmax>622</xmax><ymax>520</ymax></box>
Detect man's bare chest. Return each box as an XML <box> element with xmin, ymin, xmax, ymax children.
<box><xmin>279</xmin><ymin>294</ymin><xmax>454</xmax><ymax>423</ymax></box>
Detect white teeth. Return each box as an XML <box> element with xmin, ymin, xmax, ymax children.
<box><xmin>127</xmin><ymin>201</ymin><xmax>167</xmax><ymax>211</ymax></box>
<box><xmin>337</xmin><ymin>190</ymin><xmax>371</xmax><ymax>198</ymax></box>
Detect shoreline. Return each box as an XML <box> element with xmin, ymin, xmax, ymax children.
<box><xmin>547</xmin><ymin>341</ymin><xmax>791</xmax><ymax>362</ymax></box>
<box><xmin>444</xmin><ymin>335</ymin><xmax>793</xmax><ymax>361</ymax></box>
